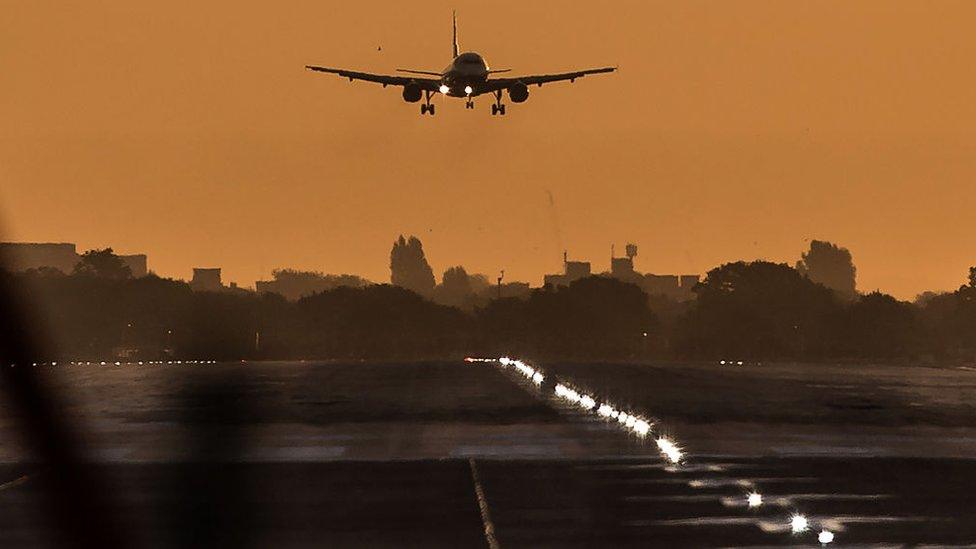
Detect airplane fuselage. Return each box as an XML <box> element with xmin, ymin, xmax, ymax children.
<box><xmin>440</xmin><ymin>52</ymin><xmax>489</xmax><ymax>97</ymax></box>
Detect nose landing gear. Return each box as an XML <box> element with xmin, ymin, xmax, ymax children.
<box><xmin>490</xmin><ymin>90</ymin><xmax>506</xmax><ymax>116</ymax></box>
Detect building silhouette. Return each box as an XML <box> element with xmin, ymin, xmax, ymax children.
<box><xmin>544</xmin><ymin>251</ymin><xmax>592</xmax><ymax>288</ymax></box>
<box><xmin>544</xmin><ymin>244</ymin><xmax>699</xmax><ymax>301</ymax></box>
<box><xmin>0</xmin><ymin>242</ymin><xmax>149</xmax><ymax>277</ymax></box>
<box><xmin>0</xmin><ymin>242</ymin><xmax>79</xmax><ymax>273</ymax></box>
<box><xmin>120</xmin><ymin>254</ymin><xmax>148</xmax><ymax>278</ymax></box>
<box><xmin>190</xmin><ymin>268</ymin><xmax>223</xmax><ymax>292</ymax></box>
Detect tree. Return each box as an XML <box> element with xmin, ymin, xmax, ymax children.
<box><xmin>263</xmin><ymin>269</ymin><xmax>369</xmax><ymax>301</ymax></box>
<box><xmin>389</xmin><ymin>235</ymin><xmax>435</xmax><ymax>297</ymax></box>
<box><xmin>477</xmin><ymin>276</ymin><xmax>657</xmax><ymax>360</ymax></box>
<box><xmin>840</xmin><ymin>292</ymin><xmax>919</xmax><ymax>358</ymax></box>
<box><xmin>919</xmin><ymin>268</ymin><xmax>976</xmax><ymax>359</ymax></box>
<box><xmin>434</xmin><ymin>266</ymin><xmax>474</xmax><ymax>308</ymax></box>
<box><xmin>297</xmin><ymin>284</ymin><xmax>470</xmax><ymax>359</ymax></box>
<box><xmin>73</xmin><ymin>248</ymin><xmax>132</xmax><ymax>280</ymax></box>
<box><xmin>796</xmin><ymin>240</ymin><xmax>857</xmax><ymax>299</ymax></box>
<box><xmin>676</xmin><ymin>261</ymin><xmax>840</xmax><ymax>359</ymax></box>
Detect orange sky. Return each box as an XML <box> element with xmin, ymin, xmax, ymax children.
<box><xmin>2</xmin><ymin>1</ymin><xmax>974</xmax><ymax>298</ymax></box>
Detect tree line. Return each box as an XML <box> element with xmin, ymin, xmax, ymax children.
<box><xmin>3</xmin><ymin>245</ymin><xmax>975</xmax><ymax>363</ymax></box>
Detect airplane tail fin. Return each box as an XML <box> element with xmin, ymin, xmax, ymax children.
<box><xmin>452</xmin><ymin>10</ymin><xmax>460</xmax><ymax>58</ymax></box>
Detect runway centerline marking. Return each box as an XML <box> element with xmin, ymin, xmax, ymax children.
<box><xmin>468</xmin><ymin>458</ymin><xmax>500</xmax><ymax>549</ymax></box>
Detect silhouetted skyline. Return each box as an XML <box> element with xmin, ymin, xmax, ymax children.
<box><xmin>4</xmin><ymin>2</ymin><xmax>976</xmax><ymax>299</ymax></box>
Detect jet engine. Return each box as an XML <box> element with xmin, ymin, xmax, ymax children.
<box><xmin>402</xmin><ymin>83</ymin><xmax>422</xmax><ymax>103</ymax></box>
<box><xmin>509</xmin><ymin>82</ymin><xmax>529</xmax><ymax>103</ymax></box>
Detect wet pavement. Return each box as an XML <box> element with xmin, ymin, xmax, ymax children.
<box><xmin>0</xmin><ymin>360</ymin><xmax>973</xmax><ymax>547</ymax></box>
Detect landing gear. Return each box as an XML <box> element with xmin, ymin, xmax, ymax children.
<box><xmin>465</xmin><ymin>98</ymin><xmax>475</xmax><ymax>109</ymax></box>
<box><xmin>490</xmin><ymin>90</ymin><xmax>506</xmax><ymax>116</ymax></box>
<box><xmin>420</xmin><ymin>91</ymin><xmax>436</xmax><ymax>115</ymax></box>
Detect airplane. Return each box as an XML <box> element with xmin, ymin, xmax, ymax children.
<box><xmin>305</xmin><ymin>12</ymin><xmax>616</xmax><ymax>116</ymax></box>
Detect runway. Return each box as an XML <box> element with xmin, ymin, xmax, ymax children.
<box><xmin>0</xmin><ymin>360</ymin><xmax>973</xmax><ymax>546</ymax></box>
<box><xmin>1</xmin><ymin>456</ymin><xmax>971</xmax><ymax>547</ymax></box>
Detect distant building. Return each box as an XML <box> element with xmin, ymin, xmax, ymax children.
<box><xmin>544</xmin><ymin>252</ymin><xmax>592</xmax><ymax>287</ymax></box>
<box><xmin>609</xmin><ymin>243</ymin><xmax>640</xmax><ymax>283</ymax></box>
<box><xmin>545</xmin><ymin>243</ymin><xmax>699</xmax><ymax>301</ymax></box>
<box><xmin>0</xmin><ymin>242</ymin><xmax>149</xmax><ymax>277</ymax></box>
<box><xmin>190</xmin><ymin>268</ymin><xmax>223</xmax><ymax>292</ymax></box>
<box><xmin>608</xmin><ymin>243</ymin><xmax>698</xmax><ymax>301</ymax></box>
<box><xmin>120</xmin><ymin>254</ymin><xmax>148</xmax><ymax>278</ymax></box>
<box><xmin>0</xmin><ymin>242</ymin><xmax>79</xmax><ymax>273</ymax></box>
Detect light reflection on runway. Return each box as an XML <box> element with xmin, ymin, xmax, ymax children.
<box><xmin>466</xmin><ymin>356</ymin><xmax>916</xmax><ymax>546</ymax></box>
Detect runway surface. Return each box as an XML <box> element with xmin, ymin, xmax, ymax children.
<box><xmin>1</xmin><ymin>360</ymin><xmax>974</xmax><ymax>547</ymax></box>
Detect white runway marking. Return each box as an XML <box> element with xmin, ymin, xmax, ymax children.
<box><xmin>468</xmin><ymin>458</ymin><xmax>501</xmax><ymax>549</ymax></box>
<box><xmin>688</xmin><ymin>477</ymin><xmax>818</xmax><ymax>488</ymax></box>
<box><xmin>575</xmin><ymin>462</ymin><xmax>742</xmax><ymax>472</ymax></box>
<box><xmin>624</xmin><ymin>494</ymin><xmax>722</xmax><ymax>503</ymax></box>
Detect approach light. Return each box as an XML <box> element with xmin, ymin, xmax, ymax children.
<box><xmin>818</xmin><ymin>529</ymin><xmax>834</xmax><ymax>544</ymax></box>
<box><xmin>439</xmin><ymin>84</ymin><xmax>450</xmax><ymax>94</ymax></box>
<box><xmin>747</xmin><ymin>492</ymin><xmax>762</xmax><ymax>508</ymax></box>
<box><xmin>656</xmin><ymin>437</ymin><xmax>683</xmax><ymax>464</ymax></box>
<box><xmin>464</xmin><ymin>85</ymin><xmax>473</xmax><ymax>95</ymax></box>
<box><xmin>790</xmin><ymin>514</ymin><xmax>808</xmax><ymax>534</ymax></box>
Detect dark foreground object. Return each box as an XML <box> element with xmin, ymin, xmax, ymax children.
<box><xmin>1</xmin><ymin>456</ymin><xmax>973</xmax><ymax>548</ymax></box>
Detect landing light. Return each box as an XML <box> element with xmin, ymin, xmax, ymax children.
<box><xmin>439</xmin><ymin>85</ymin><xmax>450</xmax><ymax>94</ymax></box>
<box><xmin>790</xmin><ymin>514</ymin><xmax>808</xmax><ymax>534</ymax></box>
<box><xmin>464</xmin><ymin>85</ymin><xmax>473</xmax><ymax>95</ymax></box>
<box><xmin>818</xmin><ymin>529</ymin><xmax>834</xmax><ymax>544</ymax></box>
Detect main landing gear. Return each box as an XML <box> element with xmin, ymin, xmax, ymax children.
<box><xmin>490</xmin><ymin>90</ymin><xmax>506</xmax><ymax>116</ymax></box>
<box><xmin>420</xmin><ymin>91</ymin><xmax>436</xmax><ymax>115</ymax></box>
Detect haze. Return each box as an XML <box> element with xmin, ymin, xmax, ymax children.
<box><xmin>2</xmin><ymin>1</ymin><xmax>974</xmax><ymax>298</ymax></box>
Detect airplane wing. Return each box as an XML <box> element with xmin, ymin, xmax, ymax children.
<box><xmin>305</xmin><ymin>65</ymin><xmax>441</xmax><ymax>90</ymax></box>
<box><xmin>482</xmin><ymin>67</ymin><xmax>616</xmax><ymax>92</ymax></box>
